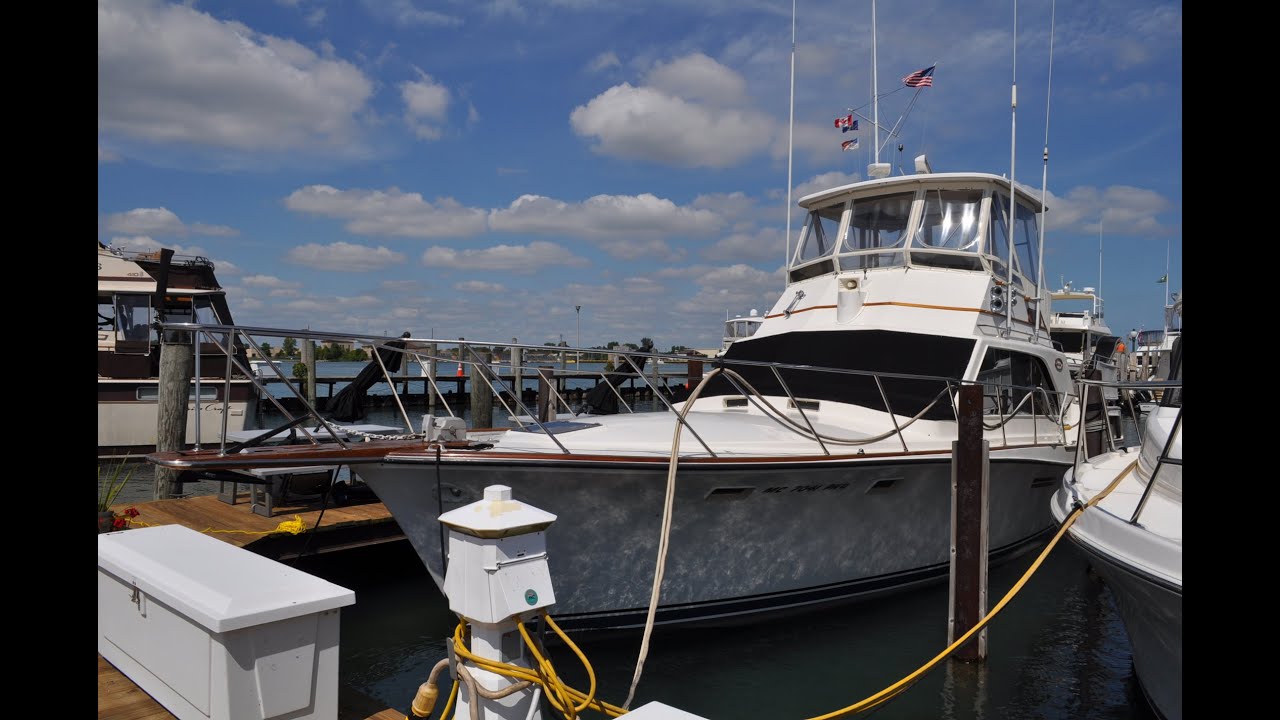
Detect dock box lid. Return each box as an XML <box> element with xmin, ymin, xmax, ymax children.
<box><xmin>97</xmin><ymin>525</ymin><xmax>355</xmax><ymax>633</ymax></box>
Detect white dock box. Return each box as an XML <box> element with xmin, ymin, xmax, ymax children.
<box><xmin>97</xmin><ymin>525</ymin><xmax>355</xmax><ymax>720</ymax></box>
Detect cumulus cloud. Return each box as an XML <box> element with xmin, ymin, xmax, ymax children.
<box><xmin>1043</xmin><ymin>185</ymin><xmax>1174</xmax><ymax>236</ymax></box>
<box><xmin>644</xmin><ymin>53</ymin><xmax>747</xmax><ymax>107</ymax></box>
<box><xmin>570</xmin><ymin>82</ymin><xmax>773</xmax><ymax>168</ymax></box>
<box><xmin>103</xmin><ymin>207</ymin><xmax>239</xmax><ymax>238</ymax></box>
<box><xmin>284</xmin><ymin>185</ymin><xmax>488</xmax><ymax>238</ymax></box>
<box><xmin>362</xmin><ymin>0</ymin><xmax>463</xmax><ymax>27</ymax></box>
<box><xmin>793</xmin><ymin>171</ymin><xmax>863</xmax><ymax>202</ymax></box>
<box><xmin>98</xmin><ymin>0</ymin><xmax>374</xmax><ymax>153</ymax></box>
<box><xmin>455</xmin><ymin>280</ymin><xmax>506</xmax><ymax>293</ymax></box>
<box><xmin>285</xmin><ymin>242</ymin><xmax>407</xmax><ymax>271</ymax></box>
<box><xmin>242</xmin><ymin>274</ymin><xmax>302</xmax><ymax>289</ymax></box>
<box><xmin>401</xmin><ymin>73</ymin><xmax>451</xmax><ymax>140</ymax></box>
<box><xmin>587</xmin><ymin>51</ymin><xmax>620</xmax><ymax>73</ymax></box>
<box><xmin>421</xmin><ymin>241</ymin><xmax>589</xmax><ymax>274</ymax></box>
<box><xmin>703</xmin><ymin>227</ymin><xmax>786</xmax><ymax>263</ymax></box>
<box><xmin>488</xmin><ymin>193</ymin><xmax>722</xmax><ymax>239</ymax></box>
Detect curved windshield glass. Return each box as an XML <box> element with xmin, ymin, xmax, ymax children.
<box><xmin>839</xmin><ymin>191</ymin><xmax>912</xmax><ymax>270</ymax></box>
<box><xmin>794</xmin><ymin>203</ymin><xmax>843</xmax><ymax>264</ymax></box>
<box><xmin>910</xmin><ymin>188</ymin><xmax>984</xmax><ymax>270</ymax></box>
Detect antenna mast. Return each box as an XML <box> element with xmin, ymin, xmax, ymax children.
<box><xmin>784</xmin><ymin>0</ymin><xmax>796</xmax><ymax>287</ymax></box>
<box><xmin>1005</xmin><ymin>0</ymin><xmax>1017</xmax><ymax>335</ymax></box>
<box><xmin>1034</xmin><ymin>0</ymin><xmax>1055</xmax><ymax>341</ymax></box>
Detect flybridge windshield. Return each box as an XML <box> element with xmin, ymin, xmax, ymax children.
<box><xmin>788</xmin><ymin>181</ymin><xmax>1042</xmax><ymax>291</ymax></box>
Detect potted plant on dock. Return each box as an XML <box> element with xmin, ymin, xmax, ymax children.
<box><xmin>98</xmin><ymin>459</ymin><xmax>136</xmax><ymax>533</ymax></box>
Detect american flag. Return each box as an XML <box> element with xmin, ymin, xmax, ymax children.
<box><xmin>902</xmin><ymin>65</ymin><xmax>935</xmax><ymax>88</ymax></box>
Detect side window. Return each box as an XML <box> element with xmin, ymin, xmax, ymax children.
<box><xmin>977</xmin><ymin>348</ymin><xmax>1059</xmax><ymax>416</ymax></box>
<box><xmin>114</xmin><ymin>295</ymin><xmax>154</xmax><ymax>342</ymax></box>
<box><xmin>795</xmin><ymin>204</ymin><xmax>843</xmax><ymax>263</ymax></box>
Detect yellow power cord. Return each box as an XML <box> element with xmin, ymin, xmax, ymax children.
<box><xmin>799</xmin><ymin>458</ymin><xmax>1139</xmax><ymax>719</ymax></box>
<box><xmin>448</xmin><ymin>615</ymin><xmax>628</xmax><ymax>718</ymax></box>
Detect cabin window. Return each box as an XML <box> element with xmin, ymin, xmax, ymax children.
<box><xmin>98</xmin><ymin>295</ymin><xmax>115</xmax><ymax>330</ymax></box>
<box><xmin>839</xmin><ymin>191</ymin><xmax>912</xmax><ymax>270</ymax></box>
<box><xmin>114</xmin><ymin>295</ymin><xmax>154</xmax><ymax>342</ymax></box>
<box><xmin>1050</xmin><ymin>331</ymin><xmax>1086</xmax><ymax>354</ymax></box>
<box><xmin>794</xmin><ymin>203</ymin><xmax>842</xmax><ymax>264</ymax></box>
<box><xmin>987</xmin><ymin>194</ymin><xmax>1013</xmax><ymax>279</ymax></box>
<box><xmin>976</xmin><ymin>348</ymin><xmax>1059</xmax><ymax>416</ymax></box>
<box><xmin>909</xmin><ymin>189</ymin><xmax>984</xmax><ymax>270</ymax></box>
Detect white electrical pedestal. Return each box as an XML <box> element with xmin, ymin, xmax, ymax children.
<box><xmin>439</xmin><ymin>485</ymin><xmax>558</xmax><ymax>720</ymax></box>
<box><xmin>97</xmin><ymin>524</ymin><xmax>355</xmax><ymax>720</ymax></box>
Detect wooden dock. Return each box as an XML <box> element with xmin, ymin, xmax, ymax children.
<box><xmin>108</xmin><ymin>488</ymin><xmax>404</xmax><ymax>561</ymax></box>
<box><xmin>97</xmin><ymin>653</ymin><xmax>405</xmax><ymax>720</ymax></box>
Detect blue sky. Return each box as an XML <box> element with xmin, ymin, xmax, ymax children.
<box><xmin>98</xmin><ymin>0</ymin><xmax>1182</xmax><ymax>352</ymax></box>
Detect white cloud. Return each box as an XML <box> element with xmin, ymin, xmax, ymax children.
<box><xmin>361</xmin><ymin>0</ymin><xmax>463</xmax><ymax>27</ymax></box>
<box><xmin>703</xmin><ymin>227</ymin><xmax>786</xmax><ymax>263</ymax></box>
<box><xmin>98</xmin><ymin>0</ymin><xmax>374</xmax><ymax>152</ymax></box>
<box><xmin>793</xmin><ymin>171</ymin><xmax>863</xmax><ymax>202</ymax></box>
<box><xmin>103</xmin><ymin>207</ymin><xmax>239</xmax><ymax>238</ymax></box>
<box><xmin>587</xmin><ymin>51</ymin><xmax>621</xmax><ymax>73</ymax></box>
<box><xmin>455</xmin><ymin>280</ymin><xmax>507</xmax><ymax>293</ymax></box>
<box><xmin>401</xmin><ymin>74</ymin><xmax>451</xmax><ymax>141</ymax></box>
<box><xmin>284</xmin><ymin>185</ymin><xmax>488</xmax><ymax>238</ymax></box>
<box><xmin>1044</xmin><ymin>185</ymin><xmax>1173</xmax><ymax>236</ymax></box>
<box><xmin>421</xmin><ymin>241</ymin><xmax>589</xmax><ymax>274</ymax></box>
<box><xmin>488</xmin><ymin>193</ymin><xmax>722</xmax><ymax>239</ymax></box>
<box><xmin>242</xmin><ymin>274</ymin><xmax>302</xmax><ymax>289</ymax></box>
<box><xmin>645</xmin><ymin>53</ymin><xmax>747</xmax><ymax>107</ymax></box>
<box><xmin>380</xmin><ymin>279</ymin><xmax>423</xmax><ymax>293</ymax></box>
<box><xmin>570</xmin><ymin>83</ymin><xmax>773</xmax><ymax>168</ymax></box>
<box><xmin>673</xmin><ymin>263</ymin><xmax>782</xmax><ymax>315</ymax></box>
<box><xmin>285</xmin><ymin>242</ymin><xmax>407</xmax><ymax>271</ymax></box>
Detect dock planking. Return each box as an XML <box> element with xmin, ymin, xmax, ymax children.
<box><xmin>97</xmin><ymin>654</ymin><xmax>407</xmax><ymax>720</ymax></box>
<box><xmin>108</xmin><ymin>490</ymin><xmax>404</xmax><ymax>560</ymax></box>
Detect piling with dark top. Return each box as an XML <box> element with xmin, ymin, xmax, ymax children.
<box><xmin>426</xmin><ymin>343</ymin><xmax>438</xmax><ymax>416</ymax></box>
<box><xmin>302</xmin><ymin>339</ymin><xmax>317</xmax><ymax>407</ymax></box>
<box><xmin>536</xmin><ymin>367</ymin><xmax>555</xmax><ymax>423</ymax></box>
<box><xmin>470</xmin><ymin>349</ymin><xmax>493</xmax><ymax>428</ymax></box>
<box><xmin>154</xmin><ymin>334</ymin><xmax>193</xmax><ymax>499</ymax></box>
<box><xmin>511</xmin><ymin>340</ymin><xmax>523</xmax><ymax>407</ymax></box>
<box><xmin>687</xmin><ymin>358</ymin><xmax>703</xmax><ymax>389</ymax></box>
<box><xmin>949</xmin><ymin>382</ymin><xmax>989</xmax><ymax>662</ymax></box>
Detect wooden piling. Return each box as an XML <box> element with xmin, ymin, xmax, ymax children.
<box><xmin>687</xmin><ymin>358</ymin><xmax>703</xmax><ymax>389</ymax></box>
<box><xmin>154</xmin><ymin>334</ymin><xmax>193</xmax><ymax>500</ymax></box>
<box><xmin>536</xmin><ymin>366</ymin><xmax>555</xmax><ymax>423</ymax></box>
<box><xmin>949</xmin><ymin>383</ymin><xmax>989</xmax><ymax>662</ymax></box>
<box><xmin>426</xmin><ymin>342</ymin><xmax>438</xmax><ymax>417</ymax></box>
<box><xmin>511</xmin><ymin>340</ymin><xmax>523</xmax><ymax>408</ymax></box>
<box><xmin>302</xmin><ymin>339</ymin><xmax>317</xmax><ymax>407</ymax></box>
<box><xmin>470</xmin><ymin>349</ymin><xmax>493</xmax><ymax>428</ymax></box>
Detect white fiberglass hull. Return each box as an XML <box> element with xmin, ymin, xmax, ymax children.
<box><xmin>1051</xmin><ymin>442</ymin><xmax>1182</xmax><ymax>720</ymax></box>
<box><xmin>362</xmin><ymin>408</ymin><xmax>1072</xmax><ymax>631</ymax></box>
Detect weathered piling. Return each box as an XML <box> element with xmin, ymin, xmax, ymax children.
<box><xmin>949</xmin><ymin>383</ymin><xmax>989</xmax><ymax>662</ymax></box>
<box><xmin>426</xmin><ymin>342</ymin><xmax>438</xmax><ymax>417</ymax></box>
<box><xmin>470</xmin><ymin>349</ymin><xmax>494</xmax><ymax>428</ymax></box>
<box><xmin>536</xmin><ymin>367</ymin><xmax>555</xmax><ymax>423</ymax></box>
<box><xmin>155</xmin><ymin>333</ymin><xmax>193</xmax><ymax>499</ymax></box>
<box><xmin>302</xmin><ymin>339</ymin><xmax>317</xmax><ymax>406</ymax></box>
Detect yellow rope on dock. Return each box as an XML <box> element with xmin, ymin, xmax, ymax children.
<box><xmin>125</xmin><ymin>515</ymin><xmax>309</xmax><ymax>536</ymax></box>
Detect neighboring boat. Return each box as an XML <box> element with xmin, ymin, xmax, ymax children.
<box><xmin>1130</xmin><ymin>292</ymin><xmax>1182</xmax><ymax>382</ymax></box>
<box><xmin>718</xmin><ymin>309</ymin><xmax>764</xmax><ymax>355</ymax></box>
<box><xmin>1048</xmin><ymin>284</ymin><xmax>1126</xmax><ymax>446</ymax></box>
<box><xmin>148</xmin><ymin>166</ymin><xmax>1082</xmax><ymax>631</ymax></box>
<box><xmin>1048</xmin><ymin>284</ymin><xmax>1114</xmax><ymax>374</ymax></box>
<box><xmin>1051</xmin><ymin>337</ymin><xmax>1182</xmax><ymax>720</ymax></box>
<box><xmin>97</xmin><ymin>241</ymin><xmax>260</xmax><ymax>459</ymax></box>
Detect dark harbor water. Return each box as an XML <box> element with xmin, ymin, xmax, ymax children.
<box><xmin>103</xmin><ymin>362</ymin><xmax>1161</xmax><ymax>718</ymax></box>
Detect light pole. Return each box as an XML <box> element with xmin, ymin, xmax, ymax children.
<box><xmin>575</xmin><ymin>305</ymin><xmax>582</xmax><ymax>365</ymax></box>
